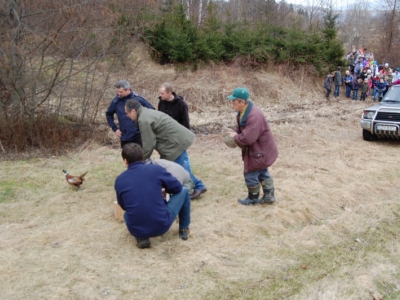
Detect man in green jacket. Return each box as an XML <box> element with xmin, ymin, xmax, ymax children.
<box><xmin>125</xmin><ymin>99</ymin><xmax>207</xmax><ymax>199</ymax></box>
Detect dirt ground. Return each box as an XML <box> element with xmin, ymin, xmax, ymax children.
<box><xmin>1</xmin><ymin>63</ymin><xmax>400</xmax><ymax>299</ymax></box>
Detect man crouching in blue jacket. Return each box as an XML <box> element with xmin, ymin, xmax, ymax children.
<box><xmin>114</xmin><ymin>143</ymin><xmax>191</xmax><ymax>249</ymax></box>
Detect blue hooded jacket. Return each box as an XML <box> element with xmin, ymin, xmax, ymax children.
<box><xmin>115</xmin><ymin>161</ymin><xmax>182</xmax><ymax>238</ymax></box>
<box><xmin>106</xmin><ymin>90</ymin><xmax>154</xmax><ymax>142</ymax></box>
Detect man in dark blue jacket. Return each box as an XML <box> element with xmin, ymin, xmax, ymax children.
<box><xmin>106</xmin><ymin>80</ymin><xmax>154</xmax><ymax>148</ymax></box>
<box><xmin>115</xmin><ymin>143</ymin><xmax>191</xmax><ymax>249</ymax></box>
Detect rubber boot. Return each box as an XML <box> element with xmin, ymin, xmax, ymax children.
<box><xmin>238</xmin><ymin>184</ymin><xmax>260</xmax><ymax>205</ymax></box>
<box><xmin>259</xmin><ymin>177</ymin><xmax>276</xmax><ymax>204</ymax></box>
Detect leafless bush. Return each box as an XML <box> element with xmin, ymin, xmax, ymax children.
<box><xmin>0</xmin><ymin>0</ymin><xmax>144</xmax><ymax>153</ymax></box>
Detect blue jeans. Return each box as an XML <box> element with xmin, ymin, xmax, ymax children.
<box><xmin>334</xmin><ymin>85</ymin><xmax>340</xmax><ymax>97</ymax></box>
<box><xmin>167</xmin><ymin>187</ymin><xmax>191</xmax><ymax>230</ymax></box>
<box><xmin>174</xmin><ymin>150</ymin><xmax>206</xmax><ymax>191</ymax></box>
<box><xmin>345</xmin><ymin>84</ymin><xmax>352</xmax><ymax>98</ymax></box>
<box><xmin>352</xmin><ymin>90</ymin><xmax>358</xmax><ymax>100</ymax></box>
<box><xmin>372</xmin><ymin>88</ymin><xmax>378</xmax><ymax>102</ymax></box>
<box><xmin>125</xmin><ymin>188</ymin><xmax>191</xmax><ymax>240</ymax></box>
<box><xmin>244</xmin><ymin>168</ymin><xmax>271</xmax><ymax>187</ymax></box>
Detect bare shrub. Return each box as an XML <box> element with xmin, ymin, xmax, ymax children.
<box><xmin>1</xmin><ymin>113</ymin><xmax>91</xmax><ymax>153</ymax></box>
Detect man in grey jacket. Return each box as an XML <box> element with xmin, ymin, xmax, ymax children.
<box><xmin>333</xmin><ymin>66</ymin><xmax>342</xmax><ymax>98</ymax></box>
<box><xmin>125</xmin><ymin>99</ymin><xmax>207</xmax><ymax>199</ymax></box>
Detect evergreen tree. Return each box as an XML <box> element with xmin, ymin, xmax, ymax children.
<box><xmin>322</xmin><ymin>7</ymin><xmax>338</xmax><ymax>43</ymax></box>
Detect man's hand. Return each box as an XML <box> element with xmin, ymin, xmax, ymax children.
<box><xmin>115</xmin><ymin>129</ymin><xmax>122</xmax><ymax>138</ymax></box>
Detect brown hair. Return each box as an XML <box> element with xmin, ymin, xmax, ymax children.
<box><xmin>121</xmin><ymin>143</ymin><xmax>143</xmax><ymax>164</ymax></box>
<box><xmin>160</xmin><ymin>82</ymin><xmax>173</xmax><ymax>93</ymax></box>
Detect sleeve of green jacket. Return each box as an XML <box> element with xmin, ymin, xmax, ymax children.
<box><xmin>139</xmin><ymin>120</ymin><xmax>157</xmax><ymax>160</ymax></box>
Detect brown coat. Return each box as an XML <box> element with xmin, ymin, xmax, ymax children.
<box><xmin>234</xmin><ymin>101</ymin><xmax>278</xmax><ymax>173</ymax></box>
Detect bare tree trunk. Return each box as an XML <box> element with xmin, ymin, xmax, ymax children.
<box><xmin>0</xmin><ymin>0</ymin><xmax>25</xmax><ymax>126</ymax></box>
<box><xmin>182</xmin><ymin>0</ymin><xmax>190</xmax><ymax>20</ymax></box>
<box><xmin>387</xmin><ymin>0</ymin><xmax>397</xmax><ymax>55</ymax></box>
<box><xmin>198</xmin><ymin>0</ymin><xmax>202</xmax><ymax>25</ymax></box>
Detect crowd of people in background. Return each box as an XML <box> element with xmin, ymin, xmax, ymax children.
<box><xmin>323</xmin><ymin>46</ymin><xmax>400</xmax><ymax>101</ymax></box>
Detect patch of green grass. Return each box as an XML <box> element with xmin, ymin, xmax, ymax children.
<box><xmin>376</xmin><ymin>280</ymin><xmax>400</xmax><ymax>300</ymax></box>
<box><xmin>203</xmin><ymin>204</ymin><xmax>400</xmax><ymax>299</ymax></box>
<box><xmin>0</xmin><ymin>184</ymin><xmax>15</xmax><ymax>203</ymax></box>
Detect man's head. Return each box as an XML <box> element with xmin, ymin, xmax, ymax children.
<box><xmin>125</xmin><ymin>99</ymin><xmax>141</xmax><ymax>121</ymax></box>
<box><xmin>159</xmin><ymin>82</ymin><xmax>174</xmax><ymax>101</ymax></box>
<box><xmin>121</xmin><ymin>143</ymin><xmax>143</xmax><ymax>165</ymax></box>
<box><xmin>115</xmin><ymin>80</ymin><xmax>131</xmax><ymax>98</ymax></box>
<box><xmin>227</xmin><ymin>87</ymin><xmax>250</xmax><ymax>113</ymax></box>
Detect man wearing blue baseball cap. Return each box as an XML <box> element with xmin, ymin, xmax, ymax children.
<box><xmin>226</xmin><ymin>87</ymin><xmax>278</xmax><ymax>205</ymax></box>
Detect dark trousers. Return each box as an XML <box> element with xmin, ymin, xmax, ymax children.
<box><xmin>325</xmin><ymin>88</ymin><xmax>331</xmax><ymax>99</ymax></box>
<box><xmin>121</xmin><ymin>135</ymin><xmax>142</xmax><ymax>148</ymax></box>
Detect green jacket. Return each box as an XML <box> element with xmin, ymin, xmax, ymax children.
<box><xmin>136</xmin><ymin>106</ymin><xmax>195</xmax><ymax>161</ymax></box>
<box><xmin>360</xmin><ymin>82</ymin><xmax>369</xmax><ymax>93</ymax></box>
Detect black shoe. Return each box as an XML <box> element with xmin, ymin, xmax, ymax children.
<box><xmin>179</xmin><ymin>229</ymin><xmax>190</xmax><ymax>240</ymax></box>
<box><xmin>136</xmin><ymin>238</ymin><xmax>150</xmax><ymax>249</ymax></box>
<box><xmin>238</xmin><ymin>197</ymin><xmax>257</xmax><ymax>205</ymax></box>
<box><xmin>190</xmin><ymin>188</ymin><xmax>207</xmax><ymax>199</ymax></box>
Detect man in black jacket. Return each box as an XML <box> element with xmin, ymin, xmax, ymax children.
<box><xmin>157</xmin><ymin>82</ymin><xmax>190</xmax><ymax>129</ymax></box>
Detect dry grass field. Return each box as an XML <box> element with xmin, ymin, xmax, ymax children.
<box><xmin>1</xmin><ymin>58</ymin><xmax>400</xmax><ymax>299</ymax></box>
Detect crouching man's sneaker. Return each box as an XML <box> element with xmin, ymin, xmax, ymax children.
<box><xmin>190</xmin><ymin>188</ymin><xmax>207</xmax><ymax>200</ymax></box>
<box><xmin>179</xmin><ymin>229</ymin><xmax>190</xmax><ymax>240</ymax></box>
<box><xmin>136</xmin><ymin>238</ymin><xmax>150</xmax><ymax>249</ymax></box>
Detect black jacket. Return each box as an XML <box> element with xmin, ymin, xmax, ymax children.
<box><xmin>157</xmin><ymin>92</ymin><xmax>190</xmax><ymax>129</ymax></box>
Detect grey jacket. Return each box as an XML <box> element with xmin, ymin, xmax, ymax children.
<box><xmin>145</xmin><ymin>158</ymin><xmax>194</xmax><ymax>193</ymax></box>
<box><xmin>136</xmin><ymin>106</ymin><xmax>195</xmax><ymax>161</ymax></box>
<box><xmin>334</xmin><ymin>71</ymin><xmax>342</xmax><ymax>86</ymax></box>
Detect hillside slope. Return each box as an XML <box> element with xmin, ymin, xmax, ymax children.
<box><xmin>1</xmin><ymin>61</ymin><xmax>400</xmax><ymax>299</ymax></box>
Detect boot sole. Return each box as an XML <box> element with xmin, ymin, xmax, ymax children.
<box><xmin>258</xmin><ymin>200</ymin><xmax>276</xmax><ymax>204</ymax></box>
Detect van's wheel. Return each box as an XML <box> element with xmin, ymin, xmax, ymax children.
<box><xmin>362</xmin><ymin>129</ymin><xmax>377</xmax><ymax>141</ymax></box>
